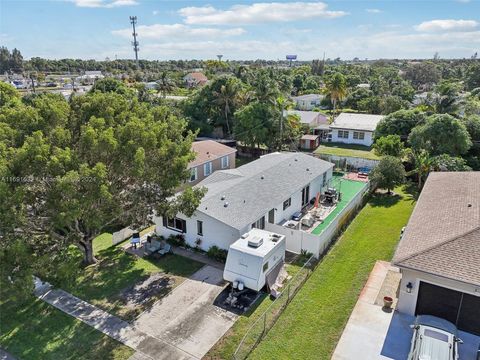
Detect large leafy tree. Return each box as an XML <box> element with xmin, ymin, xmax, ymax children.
<box><xmin>408</xmin><ymin>114</ymin><xmax>472</xmax><ymax>156</ymax></box>
<box><xmin>374</xmin><ymin>109</ymin><xmax>426</xmax><ymax>140</ymax></box>
<box><xmin>1</xmin><ymin>83</ymin><xmax>205</xmax><ymax>278</ymax></box>
<box><xmin>370</xmin><ymin>156</ymin><xmax>406</xmax><ymax>194</ymax></box>
<box><xmin>374</xmin><ymin>135</ymin><xmax>405</xmax><ymax>157</ymax></box>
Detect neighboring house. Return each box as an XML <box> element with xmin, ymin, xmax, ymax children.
<box><xmin>155</xmin><ymin>152</ymin><xmax>334</xmax><ymax>252</ymax></box>
<box><xmin>329</xmin><ymin>113</ymin><xmax>384</xmax><ymax>147</ymax></box>
<box><xmin>76</xmin><ymin>71</ymin><xmax>104</xmax><ymax>84</ymax></box>
<box><xmin>393</xmin><ymin>172</ymin><xmax>480</xmax><ymax>336</ymax></box>
<box><xmin>184</xmin><ymin>72</ymin><xmax>208</xmax><ymax>87</ymax></box>
<box><xmin>356</xmin><ymin>83</ymin><xmax>370</xmax><ymax>89</ymax></box>
<box><xmin>145</xmin><ymin>81</ymin><xmax>159</xmax><ymax>90</ymax></box>
<box><xmin>188</xmin><ymin>140</ymin><xmax>237</xmax><ymax>185</ymax></box>
<box><xmin>292</xmin><ymin>94</ymin><xmax>324</xmax><ymax>110</ymax></box>
<box><xmin>300</xmin><ymin>134</ymin><xmax>320</xmax><ymax>150</ymax></box>
<box><xmin>286</xmin><ymin>110</ymin><xmax>328</xmax><ymax>129</ymax></box>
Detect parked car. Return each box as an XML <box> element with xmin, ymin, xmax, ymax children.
<box><xmin>408</xmin><ymin>315</ymin><xmax>463</xmax><ymax>360</ymax></box>
<box><xmin>291</xmin><ymin>211</ymin><xmax>303</xmax><ymax>221</ymax></box>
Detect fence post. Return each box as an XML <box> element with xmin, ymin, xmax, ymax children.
<box><xmin>287</xmin><ymin>284</ymin><xmax>291</xmax><ymax>303</ymax></box>
<box><xmin>263</xmin><ymin>313</ymin><xmax>267</xmax><ymax>335</ymax></box>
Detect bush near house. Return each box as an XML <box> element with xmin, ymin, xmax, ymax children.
<box><xmin>207</xmin><ymin>245</ymin><xmax>228</xmax><ymax>263</ymax></box>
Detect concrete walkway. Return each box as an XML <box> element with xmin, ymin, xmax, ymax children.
<box><xmin>34</xmin><ymin>278</ymin><xmax>197</xmax><ymax>360</ymax></box>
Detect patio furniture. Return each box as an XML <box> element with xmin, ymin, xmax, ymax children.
<box><xmin>144</xmin><ymin>238</ymin><xmax>163</xmax><ymax>255</ymax></box>
<box><xmin>158</xmin><ymin>243</ymin><xmax>171</xmax><ymax>255</ymax></box>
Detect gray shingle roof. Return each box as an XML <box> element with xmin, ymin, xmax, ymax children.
<box><xmin>393</xmin><ymin>172</ymin><xmax>480</xmax><ymax>286</ymax></box>
<box><xmin>330</xmin><ymin>112</ymin><xmax>384</xmax><ymax>132</ymax></box>
<box><xmin>194</xmin><ymin>152</ymin><xmax>334</xmax><ymax>230</ymax></box>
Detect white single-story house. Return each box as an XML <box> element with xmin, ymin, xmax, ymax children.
<box><xmin>394</xmin><ymin>172</ymin><xmax>480</xmax><ymax>336</ymax></box>
<box><xmin>155</xmin><ymin>152</ymin><xmax>334</xmax><ymax>252</ymax></box>
<box><xmin>292</xmin><ymin>94</ymin><xmax>324</xmax><ymax>110</ymax></box>
<box><xmin>223</xmin><ymin>228</ymin><xmax>286</xmax><ymax>292</ymax></box>
<box><xmin>329</xmin><ymin>113</ymin><xmax>384</xmax><ymax>147</ymax></box>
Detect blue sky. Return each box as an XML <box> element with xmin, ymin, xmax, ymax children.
<box><xmin>1</xmin><ymin>0</ymin><xmax>479</xmax><ymax>60</ymax></box>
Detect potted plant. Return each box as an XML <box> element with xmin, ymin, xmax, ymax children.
<box><xmin>383</xmin><ymin>296</ymin><xmax>393</xmax><ymax>309</ymax></box>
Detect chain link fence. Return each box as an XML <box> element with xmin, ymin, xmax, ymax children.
<box><xmin>233</xmin><ymin>254</ymin><xmax>316</xmax><ymax>360</ymax></box>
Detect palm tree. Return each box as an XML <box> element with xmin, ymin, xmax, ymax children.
<box><xmin>156</xmin><ymin>71</ymin><xmax>174</xmax><ymax>98</ymax></box>
<box><xmin>325</xmin><ymin>73</ymin><xmax>348</xmax><ymax>119</ymax></box>
<box><xmin>213</xmin><ymin>79</ymin><xmax>239</xmax><ymax>137</ymax></box>
<box><xmin>407</xmin><ymin>149</ymin><xmax>434</xmax><ymax>189</ymax></box>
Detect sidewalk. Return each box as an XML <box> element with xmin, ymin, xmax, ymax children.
<box><xmin>34</xmin><ymin>278</ymin><xmax>196</xmax><ymax>360</ymax></box>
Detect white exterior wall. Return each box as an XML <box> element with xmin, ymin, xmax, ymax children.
<box><xmin>155</xmin><ymin>167</ymin><xmax>333</xmax><ymax>252</ymax></box>
<box><xmin>331</xmin><ymin>128</ymin><xmax>374</xmax><ymax>147</ymax></box>
<box><xmin>155</xmin><ymin>211</ymin><xmax>241</xmax><ymax>251</ymax></box>
<box><xmin>397</xmin><ymin>268</ymin><xmax>480</xmax><ymax>316</ymax></box>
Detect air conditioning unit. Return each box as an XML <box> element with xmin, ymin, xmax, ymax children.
<box><xmin>248</xmin><ymin>236</ymin><xmax>263</xmax><ymax>248</ymax></box>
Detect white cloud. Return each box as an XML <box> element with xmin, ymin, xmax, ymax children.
<box><xmin>112</xmin><ymin>23</ymin><xmax>246</xmax><ymax>40</ymax></box>
<box><xmin>456</xmin><ymin>0</ymin><xmax>471</xmax><ymax>3</ymax></box>
<box><xmin>366</xmin><ymin>8</ymin><xmax>382</xmax><ymax>13</ymax></box>
<box><xmin>152</xmin><ymin>10</ymin><xmax>159</xmax><ymax>15</ymax></box>
<box><xmin>178</xmin><ymin>2</ymin><xmax>348</xmax><ymax>25</ymax></box>
<box><xmin>415</xmin><ymin>19</ymin><xmax>478</xmax><ymax>32</ymax></box>
<box><xmin>69</xmin><ymin>0</ymin><xmax>138</xmax><ymax>8</ymax></box>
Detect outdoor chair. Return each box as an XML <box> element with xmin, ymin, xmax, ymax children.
<box><xmin>144</xmin><ymin>238</ymin><xmax>162</xmax><ymax>255</ymax></box>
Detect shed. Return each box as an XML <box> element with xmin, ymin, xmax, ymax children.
<box><xmin>300</xmin><ymin>134</ymin><xmax>320</xmax><ymax>150</ymax></box>
<box><xmin>223</xmin><ymin>229</ymin><xmax>286</xmax><ymax>292</ymax></box>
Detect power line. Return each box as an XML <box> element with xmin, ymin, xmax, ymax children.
<box><xmin>130</xmin><ymin>16</ymin><xmax>139</xmax><ymax>68</ymax></box>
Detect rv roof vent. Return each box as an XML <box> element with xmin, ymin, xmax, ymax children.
<box><xmin>221</xmin><ymin>195</ymin><xmax>226</xmax><ymax>200</ymax></box>
<box><xmin>224</xmin><ymin>201</ymin><xmax>229</xmax><ymax>207</ymax></box>
<box><xmin>271</xmin><ymin>234</ymin><xmax>281</xmax><ymax>242</ymax></box>
<box><xmin>248</xmin><ymin>236</ymin><xmax>263</xmax><ymax>248</ymax></box>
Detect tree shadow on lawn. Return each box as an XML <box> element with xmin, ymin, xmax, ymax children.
<box><xmin>369</xmin><ymin>192</ymin><xmax>402</xmax><ymax>208</ymax></box>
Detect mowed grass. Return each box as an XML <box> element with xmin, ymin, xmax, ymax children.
<box><xmin>62</xmin><ymin>230</ymin><xmax>204</xmax><ymax>321</ymax></box>
<box><xmin>0</xmin><ymin>296</ymin><xmax>134</xmax><ymax>360</ymax></box>
<box><xmin>249</xmin><ymin>186</ymin><xmax>415</xmax><ymax>360</ymax></box>
<box><xmin>315</xmin><ymin>142</ymin><xmax>380</xmax><ymax>160</ymax></box>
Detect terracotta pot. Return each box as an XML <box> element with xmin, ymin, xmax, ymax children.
<box><xmin>383</xmin><ymin>296</ymin><xmax>393</xmax><ymax>308</ymax></box>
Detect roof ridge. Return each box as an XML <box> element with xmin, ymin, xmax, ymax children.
<box><xmin>395</xmin><ymin>225</ymin><xmax>480</xmax><ymax>265</ymax></box>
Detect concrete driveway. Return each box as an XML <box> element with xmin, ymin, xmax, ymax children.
<box><xmin>134</xmin><ymin>265</ymin><xmax>237</xmax><ymax>359</ymax></box>
<box><xmin>332</xmin><ymin>261</ymin><xmax>480</xmax><ymax>360</ymax></box>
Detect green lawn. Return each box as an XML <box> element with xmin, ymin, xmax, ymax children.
<box><xmin>63</xmin><ymin>236</ymin><xmax>204</xmax><ymax>321</ymax></box>
<box><xmin>0</xmin><ymin>297</ymin><xmax>134</xmax><ymax>360</ymax></box>
<box><xmin>248</xmin><ymin>186</ymin><xmax>415</xmax><ymax>360</ymax></box>
<box><xmin>315</xmin><ymin>142</ymin><xmax>380</xmax><ymax>160</ymax></box>
<box><xmin>206</xmin><ymin>256</ymin><xmax>310</xmax><ymax>359</ymax></box>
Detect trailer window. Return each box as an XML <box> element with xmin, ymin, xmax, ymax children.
<box><xmin>263</xmin><ymin>262</ymin><xmax>269</xmax><ymax>273</ymax></box>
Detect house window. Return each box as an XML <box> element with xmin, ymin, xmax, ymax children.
<box><xmin>322</xmin><ymin>172</ymin><xmax>327</xmax><ymax>187</ymax></box>
<box><xmin>163</xmin><ymin>217</ymin><xmax>187</xmax><ymax>233</ymax></box>
<box><xmin>204</xmin><ymin>161</ymin><xmax>213</xmax><ymax>176</ymax></box>
<box><xmin>189</xmin><ymin>167</ymin><xmax>197</xmax><ymax>182</ymax></box>
<box><xmin>263</xmin><ymin>262</ymin><xmax>269</xmax><ymax>273</ymax></box>
<box><xmin>221</xmin><ymin>155</ymin><xmax>229</xmax><ymax>169</ymax></box>
<box><xmin>283</xmin><ymin>198</ymin><xmax>291</xmax><ymax>210</ymax></box>
<box><xmin>197</xmin><ymin>220</ymin><xmax>203</xmax><ymax>236</ymax></box>
<box><xmin>353</xmin><ymin>131</ymin><xmax>365</xmax><ymax>140</ymax></box>
<box><xmin>252</xmin><ymin>216</ymin><xmax>265</xmax><ymax>230</ymax></box>
<box><xmin>302</xmin><ymin>185</ymin><xmax>310</xmax><ymax>207</ymax></box>
<box><xmin>338</xmin><ymin>130</ymin><xmax>349</xmax><ymax>139</ymax></box>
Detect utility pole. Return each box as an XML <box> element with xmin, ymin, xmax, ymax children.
<box><xmin>130</xmin><ymin>16</ymin><xmax>139</xmax><ymax>68</ymax></box>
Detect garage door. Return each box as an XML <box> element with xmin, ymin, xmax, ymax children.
<box><xmin>415</xmin><ymin>282</ymin><xmax>480</xmax><ymax>335</ymax></box>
